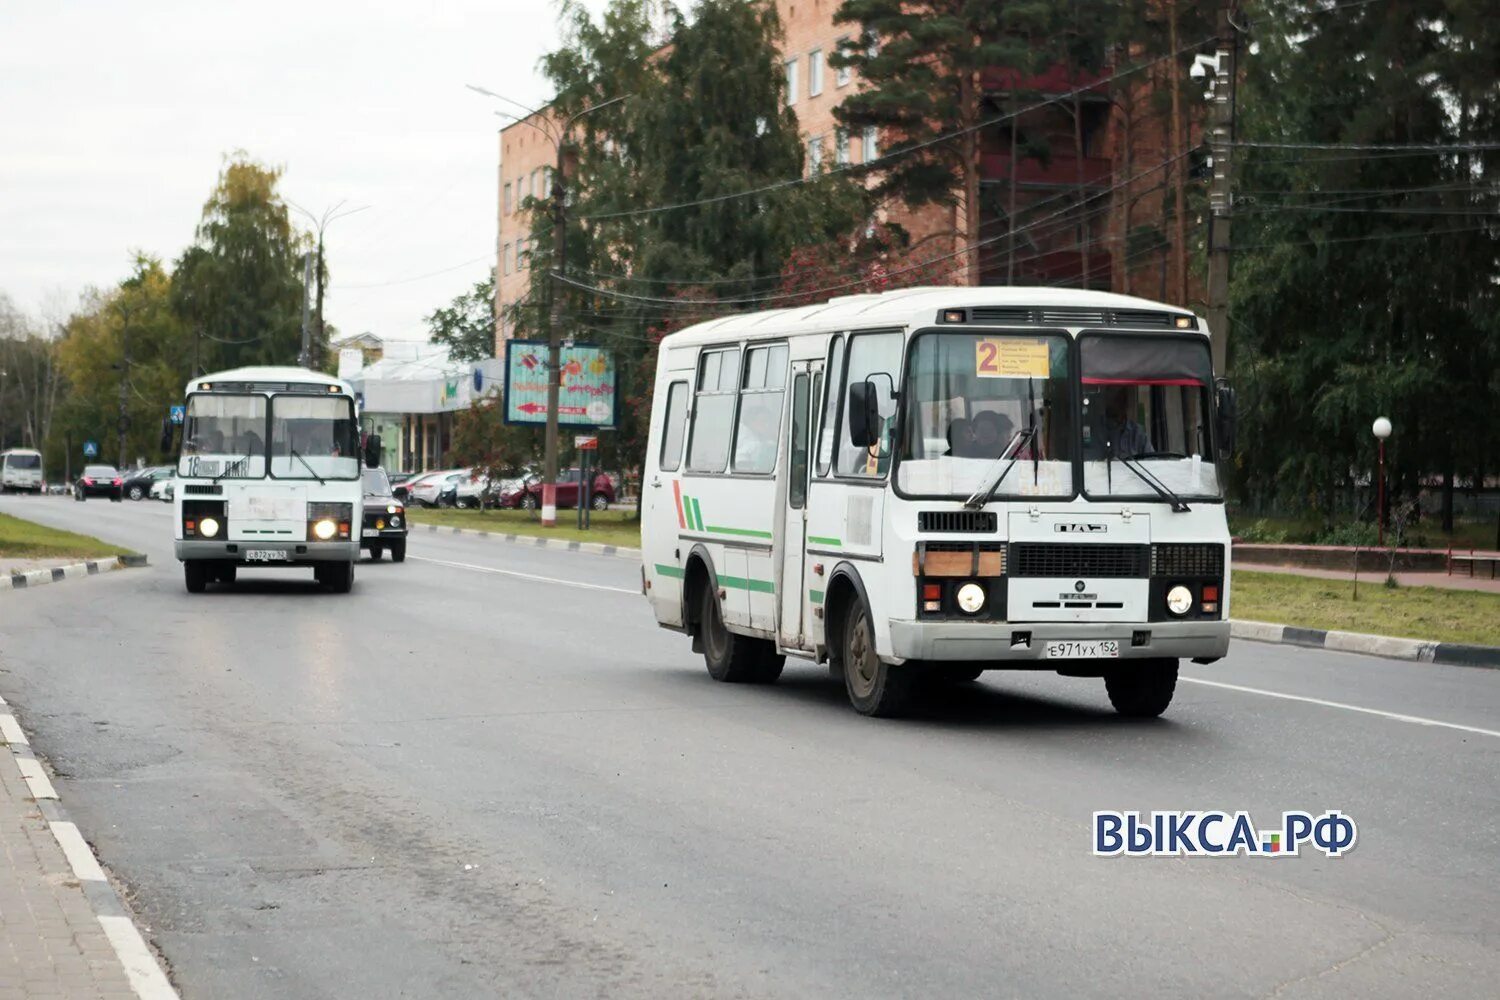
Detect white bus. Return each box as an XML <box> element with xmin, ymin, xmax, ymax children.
<box><xmin>641</xmin><ymin>287</ymin><xmax>1236</xmax><ymax>717</ymax></box>
<box><xmin>172</xmin><ymin>366</ymin><xmax>381</xmax><ymax>594</ymax></box>
<box><xmin>0</xmin><ymin>448</ymin><xmax>45</xmax><ymax>493</ymax></box>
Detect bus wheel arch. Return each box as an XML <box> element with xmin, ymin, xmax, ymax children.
<box><xmin>825</xmin><ymin>564</ymin><xmax>915</xmax><ymax>717</ymax></box>
<box><xmin>682</xmin><ymin>545</ymin><xmax>781</xmax><ymax>684</ymax></box>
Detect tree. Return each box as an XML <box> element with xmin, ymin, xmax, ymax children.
<box><xmin>448</xmin><ymin>394</ymin><xmax>544</xmax><ymax>505</ymax></box>
<box><xmin>0</xmin><ymin>295</ymin><xmax>63</xmax><ymax>454</ymax></box>
<box><xmin>426</xmin><ymin>274</ymin><xmax>497</xmax><ymax>362</ymax></box>
<box><xmin>172</xmin><ymin>152</ymin><xmax>309</xmax><ymax>373</ymax></box>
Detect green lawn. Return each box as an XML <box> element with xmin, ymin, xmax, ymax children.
<box><xmin>0</xmin><ymin>513</ymin><xmax>133</xmax><ymax>561</ymax></box>
<box><xmin>406</xmin><ymin>507</ymin><xmax>642</xmax><ymax>549</ymax></box>
<box><xmin>1232</xmin><ymin>569</ymin><xmax>1500</xmax><ymax>647</ymax></box>
<box><xmin>1230</xmin><ymin>512</ymin><xmax>1497</xmax><ymax>550</ymax></box>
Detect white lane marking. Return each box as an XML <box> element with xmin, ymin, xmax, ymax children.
<box><xmin>1182</xmin><ymin>677</ymin><xmax>1500</xmax><ymax>740</ymax></box>
<box><xmin>50</xmin><ymin>820</ymin><xmax>107</xmax><ymax>881</ymax></box>
<box><xmin>0</xmin><ymin>713</ymin><xmax>27</xmax><ymax>745</ymax></box>
<box><xmin>98</xmin><ymin>913</ymin><xmax>180</xmax><ymax>999</ymax></box>
<box><xmin>408</xmin><ymin>555</ymin><xmax>638</xmax><ymax>595</ymax></box>
<box><xmin>17</xmin><ymin>756</ymin><xmax>58</xmax><ymax>798</ymax></box>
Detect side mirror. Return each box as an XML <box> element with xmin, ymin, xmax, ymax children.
<box><xmin>363</xmin><ymin>433</ymin><xmax>382</xmax><ymax>469</ymax></box>
<box><xmin>1214</xmin><ymin>380</ymin><xmax>1237</xmax><ymax>459</ymax></box>
<box><xmin>159</xmin><ymin>418</ymin><xmax>175</xmax><ymax>456</ymax></box>
<box><xmin>847</xmin><ymin>381</ymin><xmax>881</xmax><ymax>449</ymax></box>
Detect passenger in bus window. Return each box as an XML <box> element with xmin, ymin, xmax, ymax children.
<box><xmin>1103</xmin><ymin>386</ymin><xmax>1151</xmax><ymax>458</ymax></box>
<box><xmin>944</xmin><ymin>417</ymin><xmax>974</xmax><ymax>457</ymax></box>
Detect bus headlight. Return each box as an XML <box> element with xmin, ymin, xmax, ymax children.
<box><xmin>955</xmin><ymin>582</ymin><xmax>986</xmax><ymax>615</ymax></box>
<box><xmin>198</xmin><ymin>516</ymin><xmax>220</xmax><ymax>538</ymax></box>
<box><xmin>1166</xmin><ymin>585</ymin><xmax>1194</xmax><ymax>616</ymax></box>
<box><xmin>313</xmin><ymin>518</ymin><xmax>337</xmax><ymax>540</ymax></box>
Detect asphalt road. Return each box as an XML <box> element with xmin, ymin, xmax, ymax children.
<box><xmin>2</xmin><ymin>494</ymin><xmax>1498</xmax><ymax>999</ymax></box>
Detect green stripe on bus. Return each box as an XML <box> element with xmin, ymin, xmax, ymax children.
<box><xmin>807</xmin><ymin>535</ymin><xmax>841</xmax><ymax>547</ymax></box>
<box><xmin>719</xmin><ymin>575</ymin><xmax>775</xmax><ymax>594</ymax></box>
<box><xmin>706</xmin><ymin>525</ymin><xmax>774</xmax><ymax>539</ymax></box>
<box><xmin>691</xmin><ymin>497</ymin><xmax>704</xmax><ymax>532</ymax></box>
<box><xmin>808</xmin><ymin>589</ymin><xmax>825</xmax><ymax>603</ymax></box>
<box><xmin>655</xmin><ymin>564</ymin><xmax>685</xmax><ymax>578</ymax></box>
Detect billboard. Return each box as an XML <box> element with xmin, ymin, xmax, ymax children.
<box><xmin>503</xmin><ymin>340</ymin><xmax>618</xmax><ymax>428</ymax></box>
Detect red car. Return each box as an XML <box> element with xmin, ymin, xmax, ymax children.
<box><xmin>497</xmin><ymin>468</ymin><xmax>615</xmax><ymax>511</ymax></box>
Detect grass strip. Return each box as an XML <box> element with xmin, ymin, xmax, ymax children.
<box><xmin>0</xmin><ymin>512</ymin><xmax>134</xmax><ymax>561</ymax></box>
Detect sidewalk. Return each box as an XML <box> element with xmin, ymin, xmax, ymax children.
<box><xmin>1238</xmin><ymin>562</ymin><xmax>1500</xmax><ymax>594</ymax></box>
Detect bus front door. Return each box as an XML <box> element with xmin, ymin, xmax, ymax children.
<box><xmin>778</xmin><ymin>362</ymin><xmax>819</xmax><ymax>650</ymax></box>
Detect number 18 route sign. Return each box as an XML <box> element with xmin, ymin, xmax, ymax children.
<box><xmin>503</xmin><ymin>341</ymin><xmax>618</xmax><ymax>428</ymax></box>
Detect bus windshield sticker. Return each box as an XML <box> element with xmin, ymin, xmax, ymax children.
<box><xmin>975</xmin><ymin>338</ymin><xmax>1050</xmax><ymax>379</ymax></box>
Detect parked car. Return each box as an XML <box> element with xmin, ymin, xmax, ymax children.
<box><xmin>391</xmin><ymin>471</ymin><xmax>428</xmax><ymax>504</ymax></box>
<box><xmin>408</xmin><ymin>469</ymin><xmax>466</xmax><ymax>508</ymax></box>
<box><xmin>360</xmin><ymin>468</ymin><xmax>407</xmax><ymax>562</ymax></box>
<box><xmin>495</xmin><ymin>468</ymin><xmax>614</xmax><ymax>511</ymax></box>
<box><xmin>150</xmin><ymin>475</ymin><xmax>175</xmax><ymax>502</ymax></box>
<box><xmin>449</xmin><ymin>468</ymin><xmax>525</xmax><ymax>509</ymax></box>
<box><xmin>122</xmin><ymin>465</ymin><xmax>173</xmax><ymax>501</ymax></box>
<box><xmin>74</xmin><ymin>464</ymin><xmax>124</xmax><ymax>501</ymax></box>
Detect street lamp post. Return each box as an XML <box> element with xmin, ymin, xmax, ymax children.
<box><xmin>1373</xmin><ymin>416</ymin><xmax>1393</xmax><ymax>546</ymax></box>
<box><xmin>288</xmin><ymin>201</ymin><xmax>369</xmax><ymax>370</ymax></box>
<box><xmin>467</xmin><ymin>84</ymin><xmax>629</xmax><ymax>527</ymax></box>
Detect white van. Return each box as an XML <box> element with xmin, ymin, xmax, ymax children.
<box><xmin>640</xmin><ymin>287</ymin><xmax>1236</xmax><ymax>718</ymax></box>
<box><xmin>0</xmin><ymin>448</ymin><xmax>44</xmax><ymax>493</ymax></box>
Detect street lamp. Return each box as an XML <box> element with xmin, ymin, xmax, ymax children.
<box><xmin>288</xmin><ymin>200</ymin><xmax>369</xmax><ymax>369</ymax></box>
<box><xmin>468</xmin><ymin>84</ymin><xmax>630</xmax><ymax>527</ymax></box>
<box><xmin>1373</xmin><ymin>416</ymin><xmax>1392</xmax><ymax>546</ymax></box>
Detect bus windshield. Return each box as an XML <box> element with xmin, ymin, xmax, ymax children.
<box><xmin>897</xmin><ymin>331</ymin><xmax>1076</xmax><ymax>498</ymax></box>
<box><xmin>180</xmin><ymin>394</ymin><xmax>268</xmax><ymax>479</ymax></box>
<box><xmin>269</xmin><ymin>395</ymin><xmax>359</xmax><ymax>480</ymax></box>
<box><xmin>1079</xmin><ymin>334</ymin><xmax>1221</xmax><ymax>500</ymax></box>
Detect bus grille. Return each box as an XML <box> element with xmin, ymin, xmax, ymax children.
<box><xmin>1010</xmin><ymin>543</ymin><xmax>1150</xmax><ymax>578</ymax></box>
<box><xmin>1151</xmin><ymin>543</ymin><xmax>1225</xmax><ymax>577</ymax></box>
<box><xmin>183</xmin><ymin>483</ymin><xmax>223</xmax><ymax>495</ymax></box>
<box><xmin>917</xmin><ymin>510</ymin><xmax>997</xmax><ymax>533</ymax></box>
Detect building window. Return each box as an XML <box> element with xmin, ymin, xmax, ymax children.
<box><xmin>835</xmin><ymin>128</ymin><xmax>850</xmax><ymax>166</ymax></box>
<box><xmin>808</xmin><ymin>49</ymin><xmax>824</xmax><ymax>97</ymax></box>
<box><xmin>836</xmin><ymin>36</ymin><xmax>852</xmax><ymax>86</ymax></box>
<box><xmin>866</xmin><ymin>32</ymin><xmax>880</xmax><ymax>60</ymax></box>
<box><xmin>503</xmin><ymin>183</ymin><xmax>513</xmax><ymax>214</ymax></box>
<box><xmin>502</xmin><ymin>244</ymin><xmax>512</xmax><ymax>275</ymax></box>
<box><xmin>808</xmin><ymin>135</ymin><xmax>823</xmax><ymax>174</ymax></box>
<box><xmin>517</xmin><ymin>238</ymin><xmax>526</xmax><ymax>270</ymax></box>
<box><xmin>784</xmin><ymin>57</ymin><xmax>799</xmax><ymax>105</ymax></box>
<box><xmin>862</xmin><ymin>126</ymin><xmax>879</xmax><ymax>163</ymax></box>
<box><xmin>531</xmin><ymin>169</ymin><xmax>542</xmax><ymax>199</ymax></box>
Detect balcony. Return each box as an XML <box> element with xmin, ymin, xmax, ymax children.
<box><xmin>981</xmin><ymin>151</ymin><xmax>1113</xmax><ymax>188</ymax></box>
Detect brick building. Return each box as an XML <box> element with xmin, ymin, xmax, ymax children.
<box><xmin>494</xmin><ymin>2</ymin><xmax>1202</xmax><ymax>353</ymax></box>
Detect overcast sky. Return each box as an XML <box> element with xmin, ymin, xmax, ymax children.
<box><xmin>1</xmin><ymin>0</ymin><xmax>603</xmax><ymax>342</ymax></box>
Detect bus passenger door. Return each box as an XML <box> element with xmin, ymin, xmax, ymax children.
<box><xmin>778</xmin><ymin>363</ymin><xmax>819</xmax><ymax>649</ymax></box>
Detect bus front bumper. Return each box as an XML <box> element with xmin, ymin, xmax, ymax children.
<box><xmin>175</xmin><ymin>540</ymin><xmax>357</xmax><ymax>564</ymax></box>
<box><xmin>887</xmin><ymin>619</ymin><xmax>1231</xmax><ymax>663</ymax></box>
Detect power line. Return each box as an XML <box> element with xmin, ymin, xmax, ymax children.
<box><xmin>575</xmin><ymin>34</ymin><xmax>1216</xmax><ymax>223</ymax></box>
<box><xmin>1231</xmin><ymin>140</ymin><xmax>1500</xmax><ymax>152</ymax></box>
<box><xmin>336</xmin><ymin>252</ymin><xmax>496</xmax><ymax>291</ymax></box>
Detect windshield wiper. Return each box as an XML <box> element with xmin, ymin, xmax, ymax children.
<box><xmin>289</xmin><ymin>448</ymin><xmax>326</xmax><ymax>485</ymax></box>
<box><xmin>963</xmin><ymin>427</ymin><xmax>1037</xmax><ymax>510</ymax></box>
<box><xmin>1118</xmin><ymin>454</ymin><xmax>1191</xmax><ymax>512</ymax></box>
<box><xmin>212</xmin><ymin>452</ymin><xmax>254</xmax><ymax>484</ymax></box>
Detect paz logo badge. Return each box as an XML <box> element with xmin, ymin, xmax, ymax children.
<box><xmin>1074</xmin><ymin>580</ymin><xmax>1087</xmax><ymax>593</ymax></box>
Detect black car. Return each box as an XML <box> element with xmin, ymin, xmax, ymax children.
<box><xmin>361</xmin><ymin>468</ymin><xmax>407</xmax><ymax>562</ymax></box>
<box><xmin>74</xmin><ymin>464</ymin><xmax>123</xmax><ymax>501</ymax></box>
<box><xmin>121</xmin><ymin>465</ymin><xmax>173</xmax><ymax>501</ymax></box>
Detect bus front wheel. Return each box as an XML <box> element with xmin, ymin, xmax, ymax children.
<box><xmin>184</xmin><ymin>561</ymin><xmax>208</xmax><ymax>594</ymax></box>
<box><xmin>317</xmin><ymin>561</ymin><xmax>355</xmax><ymax>594</ymax></box>
<box><xmin>1104</xmin><ymin>659</ymin><xmax>1178</xmax><ymax>718</ymax></box>
<box><xmin>699</xmin><ymin>586</ymin><xmax>782</xmax><ymax>684</ymax></box>
<box><xmin>841</xmin><ymin>601</ymin><xmax>915</xmax><ymax>717</ymax></box>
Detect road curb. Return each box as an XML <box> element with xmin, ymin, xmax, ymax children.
<box><xmin>1</xmin><ymin>554</ymin><xmax>148</xmax><ymax>593</ymax></box>
<box><xmin>417</xmin><ymin>522</ymin><xmax>641</xmax><ymax>561</ymax></box>
<box><xmin>1230</xmin><ymin>618</ymin><xmax>1500</xmax><ymax>669</ymax></box>
<box><xmin>0</xmin><ymin>692</ymin><xmax>180</xmax><ymax>998</ymax></box>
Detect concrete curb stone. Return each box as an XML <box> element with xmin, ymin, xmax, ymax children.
<box><xmin>419</xmin><ymin>522</ymin><xmax>641</xmax><ymax>561</ymax></box>
<box><xmin>1</xmin><ymin>554</ymin><xmax>148</xmax><ymax>594</ymax></box>
<box><xmin>1229</xmin><ymin>618</ymin><xmax>1500</xmax><ymax>669</ymax></box>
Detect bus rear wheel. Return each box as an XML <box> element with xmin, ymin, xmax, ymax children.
<box><xmin>841</xmin><ymin>601</ymin><xmax>915</xmax><ymax>717</ymax></box>
<box><xmin>1104</xmin><ymin>658</ymin><xmax>1178</xmax><ymax>718</ymax></box>
<box><xmin>699</xmin><ymin>586</ymin><xmax>782</xmax><ymax>683</ymax></box>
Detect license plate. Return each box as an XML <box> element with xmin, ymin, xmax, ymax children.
<box><xmin>1045</xmin><ymin>639</ymin><xmax>1120</xmax><ymax>659</ymax></box>
<box><xmin>245</xmin><ymin>549</ymin><xmax>290</xmax><ymax>562</ymax></box>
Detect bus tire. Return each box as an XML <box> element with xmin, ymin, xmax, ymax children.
<box><xmin>699</xmin><ymin>586</ymin><xmax>781</xmax><ymax>684</ymax></box>
<box><xmin>389</xmin><ymin>540</ymin><xmax>406</xmax><ymax>563</ymax></box>
<box><xmin>215</xmin><ymin>563</ymin><xmax>236</xmax><ymax>584</ymax></box>
<box><xmin>841</xmin><ymin>600</ymin><xmax>914</xmax><ymax>717</ymax></box>
<box><xmin>1104</xmin><ymin>658</ymin><xmax>1178</xmax><ymax>718</ymax></box>
<box><xmin>184</xmin><ymin>561</ymin><xmax>208</xmax><ymax>594</ymax></box>
<box><xmin>322</xmin><ymin>561</ymin><xmax>355</xmax><ymax>594</ymax></box>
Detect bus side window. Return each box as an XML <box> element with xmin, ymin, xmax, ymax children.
<box><xmin>659</xmin><ymin>382</ymin><xmax>688</xmax><ymax>472</ymax></box>
<box><xmin>788</xmin><ymin>374</ymin><xmax>811</xmax><ymax>509</ymax></box>
<box><xmin>815</xmin><ymin>335</ymin><xmax>844</xmax><ymax>476</ymax></box>
<box><xmin>686</xmin><ymin>347</ymin><xmax>740</xmax><ymax>473</ymax></box>
<box><xmin>837</xmin><ymin>332</ymin><xmax>903</xmax><ymax>478</ymax></box>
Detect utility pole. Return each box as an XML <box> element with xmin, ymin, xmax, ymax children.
<box><xmin>1206</xmin><ymin>2</ymin><xmax>1240</xmax><ymax>374</ymax></box>
<box><xmin>542</xmin><ymin>141</ymin><xmax>567</xmax><ymax>527</ymax></box>
<box><xmin>116</xmin><ymin>308</ymin><xmax>132</xmax><ymax>469</ymax></box>
<box><xmin>298</xmin><ymin>252</ymin><xmax>313</xmax><ymax>369</ymax></box>
<box><xmin>314</xmin><ymin>233</ymin><xmax>327</xmax><ymax>370</ymax></box>
<box><xmin>0</xmin><ymin>367</ymin><xmax>8</xmax><ymax>451</ymax></box>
